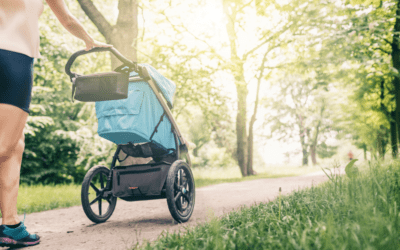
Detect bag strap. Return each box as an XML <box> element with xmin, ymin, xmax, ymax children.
<box><xmin>114</xmin><ymin>63</ymin><xmax>133</xmax><ymax>74</ymax></box>
<box><xmin>71</xmin><ymin>77</ymin><xmax>76</xmax><ymax>103</ymax></box>
<box><xmin>149</xmin><ymin>112</ymin><xmax>166</xmax><ymax>141</ymax></box>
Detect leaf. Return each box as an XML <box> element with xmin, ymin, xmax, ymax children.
<box><xmin>345</xmin><ymin>159</ymin><xmax>359</xmax><ymax>178</ymax></box>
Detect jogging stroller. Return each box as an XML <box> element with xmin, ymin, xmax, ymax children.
<box><xmin>65</xmin><ymin>47</ymin><xmax>195</xmax><ymax>223</ymax></box>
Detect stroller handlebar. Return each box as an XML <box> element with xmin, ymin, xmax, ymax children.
<box><xmin>65</xmin><ymin>47</ymin><xmax>137</xmax><ymax>78</ymax></box>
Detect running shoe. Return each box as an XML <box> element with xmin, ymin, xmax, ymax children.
<box><xmin>0</xmin><ymin>215</ymin><xmax>40</xmax><ymax>247</ymax></box>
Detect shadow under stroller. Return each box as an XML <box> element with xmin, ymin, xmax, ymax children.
<box><xmin>65</xmin><ymin>47</ymin><xmax>195</xmax><ymax>224</ymax></box>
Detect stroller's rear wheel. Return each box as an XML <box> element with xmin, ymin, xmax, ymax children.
<box><xmin>166</xmin><ymin>160</ymin><xmax>195</xmax><ymax>223</ymax></box>
<box><xmin>81</xmin><ymin>165</ymin><xmax>117</xmax><ymax>223</ymax></box>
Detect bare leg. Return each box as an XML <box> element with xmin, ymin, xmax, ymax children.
<box><xmin>0</xmin><ymin>104</ymin><xmax>28</xmax><ymax>225</ymax></box>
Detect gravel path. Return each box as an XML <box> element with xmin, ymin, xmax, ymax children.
<box><xmin>1</xmin><ymin>167</ymin><xmax>344</xmax><ymax>250</ymax></box>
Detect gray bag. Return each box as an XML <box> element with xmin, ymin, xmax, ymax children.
<box><xmin>71</xmin><ymin>71</ymin><xmax>129</xmax><ymax>102</ymax></box>
<box><xmin>65</xmin><ymin>47</ymin><xmax>136</xmax><ymax>102</ymax></box>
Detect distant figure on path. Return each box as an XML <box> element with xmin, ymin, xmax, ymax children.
<box><xmin>348</xmin><ymin>150</ymin><xmax>354</xmax><ymax>161</ymax></box>
<box><xmin>0</xmin><ymin>0</ymin><xmax>111</xmax><ymax>247</ymax></box>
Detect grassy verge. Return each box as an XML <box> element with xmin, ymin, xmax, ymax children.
<box><xmin>136</xmin><ymin>160</ymin><xmax>400</xmax><ymax>250</ymax></box>
<box><xmin>17</xmin><ymin>183</ymin><xmax>81</xmax><ymax>214</ymax></box>
<box><xmin>14</xmin><ymin>164</ymin><xmax>324</xmax><ymax>215</ymax></box>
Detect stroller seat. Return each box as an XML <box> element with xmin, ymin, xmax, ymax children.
<box><xmin>95</xmin><ymin>65</ymin><xmax>180</xmax><ymax>158</ymax></box>
<box><xmin>120</xmin><ymin>141</ymin><xmax>172</xmax><ymax>159</ymax></box>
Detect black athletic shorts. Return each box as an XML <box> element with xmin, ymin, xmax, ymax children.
<box><xmin>0</xmin><ymin>48</ymin><xmax>34</xmax><ymax>114</ymax></box>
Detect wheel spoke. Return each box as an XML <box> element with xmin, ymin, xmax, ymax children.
<box><xmin>174</xmin><ymin>191</ymin><xmax>182</xmax><ymax>202</ymax></box>
<box><xmin>90</xmin><ymin>182</ymin><xmax>100</xmax><ymax>194</ymax></box>
<box><xmin>182</xmin><ymin>178</ymin><xmax>188</xmax><ymax>187</ymax></box>
<box><xmin>175</xmin><ymin>191</ymin><xmax>183</xmax><ymax>212</ymax></box>
<box><xmin>100</xmin><ymin>173</ymin><xmax>104</xmax><ymax>189</ymax></box>
<box><xmin>182</xmin><ymin>193</ymin><xmax>190</xmax><ymax>203</ymax></box>
<box><xmin>179</xmin><ymin>169</ymin><xmax>183</xmax><ymax>186</ymax></box>
<box><xmin>89</xmin><ymin>195</ymin><xmax>101</xmax><ymax>206</ymax></box>
<box><xmin>106</xmin><ymin>197</ymin><xmax>113</xmax><ymax>205</ymax></box>
<box><xmin>174</xmin><ymin>181</ymin><xmax>180</xmax><ymax>191</ymax></box>
<box><xmin>99</xmin><ymin>198</ymin><xmax>102</xmax><ymax>215</ymax></box>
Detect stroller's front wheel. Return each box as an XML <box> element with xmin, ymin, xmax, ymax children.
<box><xmin>81</xmin><ymin>165</ymin><xmax>117</xmax><ymax>223</ymax></box>
<box><xmin>166</xmin><ymin>160</ymin><xmax>195</xmax><ymax>223</ymax></box>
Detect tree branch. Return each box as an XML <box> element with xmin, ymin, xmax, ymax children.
<box><xmin>138</xmin><ymin>3</ymin><xmax>146</xmax><ymax>41</ymax></box>
<box><xmin>76</xmin><ymin>0</ymin><xmax>113</xmax><ymax>39</ymax></box>
<box><xmin>160</xmin><ymin>11</ymin><xmax>224</xmax><ymax>61</ymax></box>
<box><xmin>243</xmin><ymin>24</ymin><xmax>293</xmax><ymax>61</ymax></box>
<box><xmin>238</xmin><ymin>0</ymin><xmax>253</xmax><ymax>13</ymax></box>
<box><xmin>371</xmin><ymin>47</ymin><xmax>391</xmax><ymax>54</ymax></box>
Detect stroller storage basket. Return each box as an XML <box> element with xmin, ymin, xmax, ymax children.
<box><xmin>112</xmin><ymin>163</ymin><xmax>170</xmax><ymax>197</ymax></box>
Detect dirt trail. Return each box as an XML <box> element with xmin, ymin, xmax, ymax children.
<box><xmin>1</xmin><ymin>167</ymin><xmax>344</xmax><ymax>250</ymax></box>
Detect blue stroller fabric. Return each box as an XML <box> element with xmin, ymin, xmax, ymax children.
<box><xmin>136</xmin><ymin>64</ymin><xmax>175</xmax><ymax>108</ymax></box>
<box><xmin>95</xmin><ymin>65</ymin><xmax>178</xmax><ymax>152</ymax></box>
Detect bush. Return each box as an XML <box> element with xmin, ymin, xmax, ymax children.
<box><xmin>21</xmin><ymin>125</ymin><xmax>83</xmax><ymax>184</ymax></box>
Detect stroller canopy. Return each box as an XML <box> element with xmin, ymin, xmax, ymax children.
<box><xmin>131</xmin><ymin>64</ymin><xmax>176</xmax><ymax>109</ymax></box>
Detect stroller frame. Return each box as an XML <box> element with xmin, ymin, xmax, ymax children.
<box><xmin>66</xmin><ymin>48</ymin><xmax>195</xmax><ymax>224</ymax></box>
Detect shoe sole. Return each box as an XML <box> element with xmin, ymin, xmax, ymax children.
<box><xmin>0</xmin><ymin>237</ymin><xmax>40</xmax><ymax>247</ymax></box>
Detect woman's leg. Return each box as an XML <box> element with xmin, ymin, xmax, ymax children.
<box><xmin>0</xmin><ymin>104</ymin><xmax>29</xmax><ymax>225</ymax></box>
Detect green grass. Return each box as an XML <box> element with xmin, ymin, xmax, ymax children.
<box><xmin>136</xmin><ymin>160</ymin><xmax>400</xmax><ymax>250</ymax></box>
<box><xmin>17</xmin><ymin>183</ymin><xmax>81</xmax><ymax>214</ymax></box>
<box><xmin>13</xmin><ymin>164</ymin><xmax>322</xmax><ymax>215</ymax></box>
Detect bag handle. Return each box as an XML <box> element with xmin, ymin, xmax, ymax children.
<box><xmin>65</xmin><ymin>47</ymin><xmax>137</xmax><ymax>79</ymax></box>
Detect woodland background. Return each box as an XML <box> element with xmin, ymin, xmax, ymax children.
<box><xmin>23</xmin><ymin>0</ymin><xmax>397</xmax><ymax>184</ymax></box>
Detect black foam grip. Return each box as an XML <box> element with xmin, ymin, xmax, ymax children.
<box><xmin>65</xmin><ymin>47</ymin><xmax>136</xmax><ymax>78</ymax></box>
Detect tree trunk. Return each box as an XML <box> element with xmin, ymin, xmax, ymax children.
<box><xmin>363</xmin><ymin>144</ymin><xmax>367</xmax><ymax>160</ymax></box>
<box><xmin>392</xmin><ymin>0</ymin><xmax>400</xmax><ymax>147</ymax></box>
<box><xmin>377</xmin><ymin>131</ymin><xmax>384</xmax><ymax>159</ymax></box>
<box><xmin>247</xmin><ymin>53</ymin><xmax>267</xmax><ymax>176</ymax></box>
<box><xmin>236</xmin><ymin>81</ymin><xmax>248</xmax><ymax>176</ymax></box>
<box><xmin>310</xmin><ymin>145</ymin><xmax>317</xmax><ymax>166</ymax></box>
<box><xmin>110</xmin><ymin>0</ymin><xmax>138</xmax><ymax>67</ymax></box>
<box><xmin>298</xmin><ymin>114</ymin><xmax>308</xmax><ymax>166</ymax></box>
<box><xmin>390</xmin><ymin>119</ymin><xmax>398</xmax><ymax>158</ymax></box>
<box><xmin>302</xmin><ymin>148</ymin><xmax>308</xmax><ymax>166</ymax></box>
<box><xmin>247</xmin><ymin>127</ymin><xmax>254</xmax><ymax>175</ymax></box>
<box><xmin>223</xmin><ymin>1</ymin><xmax>248</xmax><ymax>176</ymax></box>
<box><xmin>378</xmin><ymin>125</ymin><xmax>389</xmax><ymax>160</ymax></box>
<box><xmin>77</xmin><ymin>0</ymin><xmax>138</xmax><ymax>68</ymax></box>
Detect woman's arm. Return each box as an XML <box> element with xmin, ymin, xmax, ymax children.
<box><xmin>45</xmin><ymin>0</ymin><xmax>112</xmax><ymax>50</ymax></box>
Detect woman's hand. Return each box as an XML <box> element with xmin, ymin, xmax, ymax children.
<box><xmin>84</xmin><ymin>39</ymin><xmax>113</xmax><ymax>51</ymax></box>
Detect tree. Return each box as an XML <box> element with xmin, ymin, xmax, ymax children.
<box><xmin>342</xmin><ymin>0</ymin><xmax>398</xmax><ymax>158</ymax></box>
<box><xmin>77</xmin><ymin>0</ymin><xmax>138</xmax><ymax>66</ymax></box>
<box><xmin>264</xmin><ymin>73</ymin><xmax>334</xmax><ymax>166</ymax></box>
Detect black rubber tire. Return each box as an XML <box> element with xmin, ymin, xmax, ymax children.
<box><xmin>166</xmin><ymin>160</ymin><xmax>195</xmax><ymax>223</ymax></box>
<box><xmin>81</xmin><ymin>165</ymin><xmax>117</xmax><ymax>223</ymax></box>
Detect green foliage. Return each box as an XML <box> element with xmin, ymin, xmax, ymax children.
<box><xmin>317</xmin><ymin>142</ymin><xmax>338</xmax><ymax>159</ymax></box>
<box><xmin>21</xmin><ymin>126</ymin><xmax>82</xmax><ymax>184</ymax></box>
<box><xmin>345</xmin><ymin>159</ymin><xmax>359</xmax><ymax>178</ymax></box>
<box><xmin>349</xmin><ymin>0</ymin><xmax>384</xmax><ymax>7</ymax></box>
